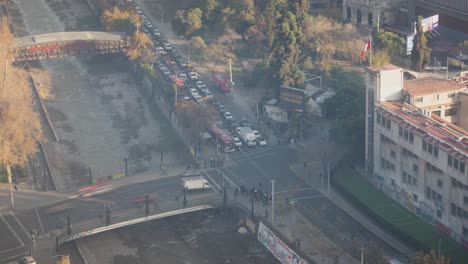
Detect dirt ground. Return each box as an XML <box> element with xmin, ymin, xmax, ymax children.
<box><xmin>79</xmin><ymin>208</ymin><xmax>278</xmax><ymax>264</ymax></box>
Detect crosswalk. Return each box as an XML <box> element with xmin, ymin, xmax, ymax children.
<box><xmin>0</xmin><ymin>212</ymin><xmax>31</xmax><ymax>264</ymax></box>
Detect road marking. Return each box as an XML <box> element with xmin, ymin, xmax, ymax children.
<box><xmin>35</xmin><ymin>208</ymin><xmax>45</xmax><ymax>235</ymax></box>
<box><xmin>0</xmin><ymin>245</ymin><xmax>23</xmax><ymax>254</ymax></box>
<box><xmin>222</xmin><ymin>167</ymin><xmax>249</xmax><ymax>186</ymax></box>
<box><xmin>0</xmin><ymin>213</ymin><xmax>24</xmax><ymax>247</ymax></box>
<box><xmin>10</xmin><ymin>211</ymin><xmax>31</xmax><ymax>239</ymax></box>
<box><xmin>0</xmin><ymin>251</ymin><xmax>30</xmax><ymax>262</ymax></box>
<box><xmin>215</xmin><ymin>168</ymin><xmax>237</xmax><ymax>190</ymax></box>
<box><xmin>200</xmin><ymin>169</ymin><xmax>222</xmax><ymax>192</ymax></box>
<box><xmin>291</xmin><ymin>195</ymin><xmax>324</xmax><ymax>201</ymax></box>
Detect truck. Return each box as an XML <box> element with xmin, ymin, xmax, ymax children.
<box><xmin>182</xmin><ymin>176</ymin><xmax>211</xmax><ymax>190</ymax></box>
<box><xmin>237</xmin><ymin>127</ymin><xmax>257</xmax><ymax>147</ymax></box>
<box><xmin>212</xmin><ymin>72</ymin><xmax>231</xmax><ymax>92</ymax></box>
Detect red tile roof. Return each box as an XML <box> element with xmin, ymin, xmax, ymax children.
<box><xmin>403</xmin><ymin>77</ymin><xmax>465</xmax><ymax>96</ymax></box>
<box><xmin>376</xmin><ymin>101</ymin><xmax>468</xmax><ymax>160</ymax></box>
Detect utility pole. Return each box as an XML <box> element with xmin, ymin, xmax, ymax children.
<box><xmin>67</xmin><ymin>216</ymin><xmax>72</xmax><ymax>235</ymax></box>
<box><xmin>145</xmin><ymin>195</ymin><xmax>149</xmax><ymax>215</ymax></box>
<box><xmin>43</xmin><ymin>172</ymin><xmax>47</xmax><ymax>191</ymax></box>
<box><xmin>183</xmin><ymin>187</ymin><xmax>187</xmax><ymax>207</ymax></box>
<box><xmin>271</xmin><ymin>180</ymin><xmax>276</xmax><ymax>224</ymax></box>
<box><xmin>223</xmin><ymin>172</ymin><xmax>227</xmax><ymax>205</ymax></box>
<box><xmin>291</xmin><ymin>200</ymin><xmax>296</xmax><ymax>241</ymax></box>
<box><xmin>188</xmin><ymin>39</ymin><xmax>191</xmax><ymax>64</ymax></box>
<box><xmin>124</xmin><ymin>158</ymin><xmax>128</xmax><ymax>177</ymax></box>
<box><xmin>327</xmin><ymin>162</ymin><xmax>330</xmax><ymax>194</ymax></box>
<box><xmin>105</xmin><ymin>204</ymin><xmax>111</xmax><ymax>226</ymax></box>
<box><xmin>88</xmin><ymin>166</ymin><xmax>92</xmax><ymax>184</ymax></box>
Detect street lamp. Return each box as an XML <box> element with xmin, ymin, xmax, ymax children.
<box><xmin>271</xmin><ymin>180</ymin><xmax>275</xmax><ymax>224</ymax></box>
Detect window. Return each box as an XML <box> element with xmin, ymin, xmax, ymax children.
<box><xmin>413</xmin><ymin>164</ymin><xmax>419</xmax><ymax>173</ymax></box>
<box><xmin>445</xmin><ymin>108</ymin><xmax>457</xmax><ymax>116</ymax></box>
<box><xmin>423</xmin><ymin>140</ymin><xmax>427</xmax><ymax>151</ymax></box>
<box><xmin>437</xmin><ymin>210</ymin><xmax>442</xmax><ymax>218</ymax></box>
<box><xmin>386</xmin><ymin>119</ymin><xmax>391</xmax><ymax>129</ymax></box>
<box><xmin>448</xmin><ymin>155</ymin><xmax>453</xmax><ymax>166</ymax></box>
<box><xmin>433</xmin><ymin>147</ymin><xmax>438</xmax><ymax>158</ymax></box>
<box><xmin>413</xmin><ymin>193</ymin><xmax>418</xmax><ymax>202</ymax></box>
<box><xmin>447</xmin><ymin>154</ymin><xmax>465</xmax><ymax>173</ymax></box>
<box><xmin>461</xmin><ymin>162</ymin><xmax>465</xmax><ymax>173</ymax></box>
<box><xmin>377</xmin><ymin>113</ymin><xmax>381</xmax><ymax>124</ymax></box>
<box><xmin>436</xmin><ymin>94</ymin><xmax>440</xmax><ymax>100</ymax></box>
<box><xmin>463</xmin><ymin>227</ymin><xmax>468</xmax><ymax>238</ymax></box>
<box><xmin>432</xmin><ymin>190</ymin><xmax>437</xmax><ymax>200</ymax></box>
<box><xmin>437</xmin><ymin>179</ymin><xmax>443</xmax><ymax>188</ymax></box>
<box><xmin>391</xmin><ymin>151</ymin><xmax>396</xmax><ymax>158</ymax></box>
<box><xmin>436</xmin><ymin>193</ymin><xmax>442</xmax><ymax>202</ymax></box>
<box><xmin>451</xmin><ymin>177</ymin><xmax>457</xmax><ymax>187</ymax></box>
<box><xmin>403</xmin><ymin>172</ymin><xmax>407</xmax><ymax>183</ymax></box>
<box><xmin>464</xmin><ymin>196</ymin><xmax>468</xmax><ymax>205</ymax></box>
<box><xmin>412</xmin><ymin>177</ymin><xmax>417</xmax><ymax>186</ymax></box>
<box><xmin>432</xmin><ymin>110</ymin><xmax>441</xmax><ymax>117</ymax></box>
<box><xmin>415</xmin><ymin>97</ymin><xmax>423</xmax><ymax>102</ymax></box>
<box><xmin>426</xmin><ymin>187</ymin><xmax>431</xmax><ymax>199</ymax></box>
<box><xmin>451</xmin><ymin>203</ymin><xmax>456</xmax><ymax>215</ymax></box>
<box><xmin>404</xmin><ymin>130</ymin><xmax>409</xmax><ymax>140</ymax></box>
<box><xmin>428</xmin><ymin>143</ymin><xmax>433</xmax><ymax>154</ymax></box>
<box><xmin>399</xmin><ymin>126</ymin><xmax>403</xmax><ymax>137</ymax></box>
<box><xmin>454</xmin><ymin>158</ymin><xmax>459</xmax><ymax>170</ymax></box>
<box><xmin>457</xmin><ymin>206</ymin><xmax>463</xmax><ymax>217</ymax></box>
<box><xmin>448</xmin><ymin>93</ymin><xmax>455</xmax><ymax>98</ymax></box>
<box><xmin>422</xmin><ymin>140</ymin><xmax>438</xmax><ymax>158</ymax></box>
<box><xmin>409</xmin><ymin>133</ymin><xmax>414</xmax><ymax>143</ymax></box>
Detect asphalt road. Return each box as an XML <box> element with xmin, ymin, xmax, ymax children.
<box><xmin>201</xmin><ymin>143</ymin><xmax>402</xmax><ymax>260</ymax></box>
<box><xmin>0</xmin><ymin>176</ymin><xmax>219</xmax><ymax>264</ymax></box>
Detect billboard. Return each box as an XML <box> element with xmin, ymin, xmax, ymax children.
<box><xmin>406</xmin><ymin>34</ymin><xmax>414</xmax><ymax>55</ymax></box>
<box><xmin>279</xmin><ymin>86</ymin><xmax>305</xmax><ymax>112</ymax></box>
<box><xmin>413</xmin><ymin>14</ymin><xmax>439</xmax><ymax>34</ymax></box>
<box><xmin>257</xmin><ymin>222</ymin><xmax>308</xmax><ymax>264</ymax></box>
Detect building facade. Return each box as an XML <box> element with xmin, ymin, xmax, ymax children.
<box><xmin>366</xmin><ymin>65</ymin><xmax>468</xmax><ymax>246</ymax></box>
<box><xmin>342</xmin><ymin>0</ymin><xmax>409</xmax><ymax>27</ymax></box>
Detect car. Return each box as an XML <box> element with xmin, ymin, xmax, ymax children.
<box><xmin>18</xmin><ymin>256</ymin><xmax>36</xmax><ymax>264</ymax></box>
<box><xmin>183</xmin><ymin>96</ymin><xmax>190</xmax><ymax>101</ymax></box>
<box><xmin>179</xmin><ymin>73</ymin><xmax>188</xmax><ymax>81</ymax></box>
<box><xmin>224</xmin><ymin>112</ymin><xmax>233</xmax><ymax>120</ymax></box>
<box><xmin>189</xmin><ymin>88</ymin><xmax>198</xmax><ymax>94</ymax></box>
<box><xmin>146</xmin><ymin>22</ymin><xmax>154</xmax><ymax>29</ymax></box>
<box><xmin>205</xmin><ymin>91</ymin><xmax>214</xmax><ymax>99</ymax></box>
<box><xmin>252</xmin><ymin>130</ymin><xmax>261</xmax><ymax>139</ymax></box>
<box><xmin>257</xmin><ymin>137</ymin><xmax>267</xmax><ymax>146</ymax></box>
<box><xmin>195</xmin><ymin>81</ymin><xmax>204</xmax><ymax>88</ymax></box>
<box><xmin>163</xmin><ymin>43</ymin><xmax>172</xmax><ymax>51</ymax></box>
<box><xmin>153</xmin><ymin>29</ymin><xmax>161</xmax><ymax>37</ymax></box>
<box><xmin>143</xmin><ymin>28</ymin><xmax>150</xmax><ymax>35</ymax></box>
<box><xmin>189</xmin><ymin>72</ymin><xmax>198</xmax><ymax>81</ymax></box>
<box><xmin>162</xmin><ymin>68</ymin><xmax>171</xmax><ymax>76</ymax></box>
<box><xmin>218</xmin><ymin>104</ymin><xmax>226</xmax><ymax>113</ymax></box>
<box><xmin>155</xmin><ymin>46</ymin><xmax>164</xmax><ymax>53</ymax></box>
<box><xmin>233</xmin><ymin>137</ymin><xmax>243</xmax><ymax>147</ymax></box>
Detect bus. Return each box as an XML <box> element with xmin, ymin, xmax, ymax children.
<box><xmin>209</xmin><ymin>125</ymin><xmax>235</xmax><ymax>153</ymax></box>
<box><xmin>212</xmin><ymin>72</ymin><xmax>231</xmax><ymax>92</ymax></box>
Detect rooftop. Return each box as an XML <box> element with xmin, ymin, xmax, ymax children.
<box><xmin>14</xmin><ymin>31</ymin><xmax>124</xmax><ymax>48</ymax></box>
<box><xmin>366</xmin><ymin>64</ymin><xmax>401</xmax><ymax>74</ymax></box>
<box><xmin>403</xmin><ymin>77</ymin><xmax>465</xmax><ymax>96</ymax></box>
<box><xmin>377</xmin><ymin>101</ymin><xmax>468</xmax><ymax>159</ymax></box>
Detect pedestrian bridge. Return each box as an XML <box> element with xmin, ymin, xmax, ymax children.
<box><xmin>13</xmin><ymin>31</ymin><xmax>126</xmax><ymax>61</ymax></box>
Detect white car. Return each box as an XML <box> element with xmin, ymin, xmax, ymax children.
<box><xmin>189</xmin><ymin>72</ymin><xmax>198</xmax><ymax>81</ymax></box>
<box><xmin>257</xmin><ymin>137</ymin><xmax>267</xmax><ymax>146</ymax></box>
<box><xmin>162</xmin><ymin>68</ymin><xmax>171</xmax><ymax>75</ymax></box>
<box><xmin>153</xmin><ymin>29</ymin><xmax>161</xmax><ymax>36</ymax></box>
<box><xmin>146</xmin><ymin>22</ymin><xmax>154</xmax><ymax>29</ymax></box>
<box><xmin>224</xmin><ymin>112</ymin><xmax>233</xmax><ymax>120</ymax></box>
<box><xmin>155</xmin><ymin>46</ymin><xmax>164</xmax><ymax>53</ymax></box>
<box><xmin>252</xmin><ymin>130</ymin><xmax>261</xmax><ymax>139</ymax></box>
<box><xmin>163</xmin><ymin>43</ymin><xmax>172</xmax><ymax>51</ymax></box>
<box><xmin>205</xmin><ymin>91</ymin><xmax>214</xmax><ymax>99</ymax></box>
<box><xmin>179</xmin><ymin>73</ymin><xmax>188</xmax><ymax>80</ymax></box>
<box><xmin>190</xmin><ymin>88</ymin><xmax>198</xmax><ymax>94</ymax></box>
<box><xmin>233</xmin><ymin>137</ymin><xmax>242</xmax><ymax>147</ymax></box>
<box><xmin>196</xmin><ymin>81</ymin><xmax>204</xmax><ymax>89</ymax></box>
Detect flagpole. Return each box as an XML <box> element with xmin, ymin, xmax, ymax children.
<box><xmin>369</xmin><ymin>35</ymin><xmax>372</xmax><ymax>67</ymax></box>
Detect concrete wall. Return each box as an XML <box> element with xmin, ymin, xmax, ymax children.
<box><xmin>458</xmin><ymin>93</ymin><xmax>468</xmax><ymax>131</ymax></box>
<box><xmin>377</xmin><ymin>69</ymin><xmax>403</xmax><ymax>102</ymax></box>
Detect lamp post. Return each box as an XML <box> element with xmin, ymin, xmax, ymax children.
<box><xmin>271</xmin><ymin>180</ymin><xmax>276</xmax><ymax>224</ymax></box>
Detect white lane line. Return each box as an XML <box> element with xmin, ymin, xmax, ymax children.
<box><xmin>0</xmin><ymin>245</ymin><xmax>23</xmax><ymax>254</ymax></box>
<box><xmin>10</xmin><ymin>211</ymin><xmax>31</xmax><ymax>239</ymax></box>
<box><xmin>0</xmin><ymin>214</ymin><xmax>24</xmax><ymax>247</ymax></box>
<box><xmin>201</xmin><ymin>169</ymin><xmax>222</xmax><ymax>192</ymax></box>
<box><xmin>35</xmin><ymin>208</ymin><xmax>45</xmax><ymax>235</ymax></box>
<box><xmin>290</xmin><ymin>195</ymin><xmax>324</xmax><ymax>201</ymax></box>
<box><xmin>0</xmin><ymin>251</ymin><xmax>30</xmax><ymax>262</ymax></box>
<box><xmin>223</xmin><ymin>167</ymin><xmax>249</xmax><ymax>186</ymax></box>
<box><xmin>215</xmin><ymin>168</ymin><xmax>237</xmax><ymax>190</ymax></box>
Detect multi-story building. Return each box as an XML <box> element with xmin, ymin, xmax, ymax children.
<box><xmin>342</xmin><ymin>0</ymin><xmax>409</xmax><ymax>27</ymax></box>
<box><xmin>403</xmin><ymin>77</ymin><xmax>466</xmax><ymax>126</ymax></box>
<box><xmin>365</xmin><ymin>65</ymin><xmax>468</xmax><ymax>245</ymax></box>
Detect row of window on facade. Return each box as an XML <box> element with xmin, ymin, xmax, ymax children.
<box><xmin>345</xmin><ymin>7</ymin><xmax>373</xmax><ymax>25</ymax></box>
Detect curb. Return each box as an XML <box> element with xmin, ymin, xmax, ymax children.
<box><xmin>29</xmin><ymin>77</ymin><xmax>60</xmax><ymax>143</ymax></box>
<box><xmin>38</xmin><ymin>142</ymin><xmax>58</xmax><ymax>191</ymax></box>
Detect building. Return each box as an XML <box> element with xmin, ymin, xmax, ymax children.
<box><xmin>403</xmin><ymin>77</ymin><xmax>466</xmax><ymax>127</ymax></box>
<box><xmin>408</xmin><ymin>0</ymin><xmax>468</xmax><ymax>33</ymax></box>
<box><xmin>342</xmin><ymin>0</ymin><xmax>409</xmax><ymax>27</ymax></box>
<box><xmin>365</xmin><ymin>65</ymin><xmax>468</xmax><ymax>246</ymax></box>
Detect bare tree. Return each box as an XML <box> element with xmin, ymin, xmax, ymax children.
<box><xmin>412</xmin><ymin>250</ymin><xmax>450</xmax><ymax>264</ymax></box>
<box><xmin>0</xmin><ymin>19</ymin><xmax>43</xmax><ymax>207</ymax></box>
<box><xmin>176</xmin><ymin>101</ymin><xmax>217</xmax><ymax>144</ymax></box>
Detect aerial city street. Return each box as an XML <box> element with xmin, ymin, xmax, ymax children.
<box><xmin>0</xmin><ymin>0</ymin><xmax>467</xmax><ymax>263</ymax></box>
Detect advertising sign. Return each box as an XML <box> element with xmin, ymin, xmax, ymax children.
<box><xmin>413</xmin><ymin>14</ymin><xmax>439</xmax><ymax>34</ymax></box>
<box><xmin>279</xmin><ymin>86</ymin><xmax>305</xmax><ymax>112</ymax></box>
<box><xmin>406</xmin><ymin>34</ymin><xmax>414</xmax><ymax>55</ymax></box>
<box><xmin>257</xmin><ymin>222</ymin><xmax>308</xmax><ymax>264</ymax></box>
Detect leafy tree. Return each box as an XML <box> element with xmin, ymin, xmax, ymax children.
<box><xmin>374</xmin><ymin>29</ymin><xmax>405</xmax><ymax>57</ymax></box>
<box><xmin>412</xmin><ymin>251</ymin><xmax>450</xmax><ymax>264</ymax></box>
<box><xmin>176</xmin><ymin>102</ymin><xmax>217</xmax><ymax>144</ymax></box>
<box><xmin>269</xmin><ymin>11</ymin><xmax>305</xmax><ymax>87</ymax></box>
<box><xmin>301</xmin><ymin>56</ymin><xmax>314</xmax><ymax>71</ymax></box>
<box><xmin>185</xmin><ymin>8</ymin><xmax>203</xmax><ymax>35</ymax></box>
<box><xmin>202</xmin><ymin>0</ymin><xmax>217</xmax><ymax>21</ymax></box>
<box><xmin>237</xmin><ymin>9</ymin><xmax>256</xmax><ymax>40</ymax></box>
<box><xmin>322</xmin><ymin>69</ymin><xmax>365</xmax><ymax>165</ymax></box>
<box><xmin>127</xmin><ymin>31</ymin><xmax>154</xmax><ymax>61</ymax></box>
<box><xmin>289</xmin><ymin>0</ymin><xmax>309</xmax><ymax>22</ymax></box>
<box><xmin>102</xmin><ymin>7</ymin><xmax>141</xmax><ymax>35</ymax></box>
<box><xmin>172</xmin><ymin>10</ymin><xmax>186</xmax><ymax>34</ymax></box>
<box><xmin>55</xmin><ymin>255</ymin><xmax>70</xmax><ymax>264</ymax></box>
<box><xmin>372</xmin><ymin>50</ymin><xmax>391</xmax><ymax>66</ymax></box>
<box><xmin>191</xmin><ymin>36</ymin><xmax>208</xmax><ymax>61</ymax></box>
<box><xmin>411</xmin><ymin>16</ymin><xmax>431</xmax><ymax>71</ymax></box>
<box><xmin>0</xmin><ymin>20</ymin><xmax>43</xmax><ymax>194</ymax></box>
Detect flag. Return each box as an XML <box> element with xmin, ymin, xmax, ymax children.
<box><xmin>360</xmin><ymin>40</ymin><xmax>371</xmax><ymax>59</ymax></box>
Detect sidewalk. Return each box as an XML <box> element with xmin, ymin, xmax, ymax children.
<box><xmin>290</xmin><ymin>163</ymin><xmax>417</xmax><ymax>258</ymax></box>
<box><xmin>228</xmin><ymin>188</ymin><xmax>358</xmax><ymax>264</ymax></box>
